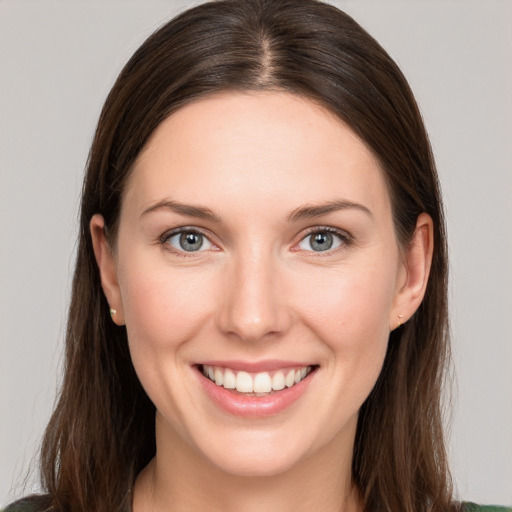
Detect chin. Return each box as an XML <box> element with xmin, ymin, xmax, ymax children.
<box><xmin>205</xmin><ymin>444</ymin><xmax>308</xmax><ymax>478</ymax></box>
<box><xmin>178</xmin><ymin>420</ymin><xmax>303</xmax><ymax>477</ymax></box>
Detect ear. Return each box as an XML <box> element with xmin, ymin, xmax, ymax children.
<box><xmin>390</xmin><ymin>213</ymin><xmax>434</xmax><ymax>330</ymax></box>
<box><xmin>90</xmin><ymin>214</ymin><xmax>125</xmax><ymax>326</ymax></box>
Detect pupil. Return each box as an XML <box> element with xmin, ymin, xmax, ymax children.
<box><xmin>179</xmin><ymin>232</ymin><xmax>203</xmax><ymax>251</ymax></box>
<box><xmin>312</xmin><ymin>232</ymin><xmax>333</xmax><ymax>251</ymax></box>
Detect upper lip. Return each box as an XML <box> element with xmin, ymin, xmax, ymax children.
<box><xmin>195</xmin><ymin>360</ymin><xmax>315</xmax><ymax>372</ymax></box>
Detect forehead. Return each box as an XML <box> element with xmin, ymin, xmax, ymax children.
<box><xmin>124</xmin><ymin>92</ymin><xmax>391</xmax><ymax>219</ymax></box>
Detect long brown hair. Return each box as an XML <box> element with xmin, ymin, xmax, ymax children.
<box><xmin>37</xmin><ymin>1</ymin><xmax>456</xmax><ymax>511</ymax></box>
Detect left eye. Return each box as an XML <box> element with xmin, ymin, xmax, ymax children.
<box><xmin>165</xmin><ymin>230</ymin><xmax>214</xmax><ymax>252</ymax></box>
<box><xmin>298</xmin><ymin>230</ymin><xmax>345</xmax><ymax>252</ymax></box>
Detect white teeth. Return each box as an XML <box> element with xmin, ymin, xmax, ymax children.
<box><xmin>272</xmin><ymin>371</ymin><xmax>285</xmax><ymax>391</ymax></box>
<box><xmin>236</xmin><ymin>371</ymin><xmax>253</xmax><ymax>393</ymax></box>
<box><xmin>214</xmin><ymin>368</ymin><xmax>224</xmax><ymax>386</ymax></box>
<box><xmin>223</xmin><ymin>368</ymin><xmax>236</xmax><ymax>389</ymax></box>
<box><xmin>201</xmin><ymin>365</ymin><xmax>312</xmax><ymax>394</ymax></box>
<box><xmin>253</xmin><ymin>372</ymin><xmax>272</xmax><ymax>393</ymax></box>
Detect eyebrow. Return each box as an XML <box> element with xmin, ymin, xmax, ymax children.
<box><xmin>287</xmin><ymin>200</ymin><xmax>373</xmax><ymax>222</ymax></box>
<box><xmin>141</xmin><ymin>198</ymin><xmax>372</xmax><ymax>223</ymax></box>
<box><xmin>141</xmin><ymin>200</ymin><xmax>221</xmax><ymax>222</ymax></box>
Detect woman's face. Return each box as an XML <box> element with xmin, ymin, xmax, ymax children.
<box><xmin>93</xmin><ymin>92</ymin><xmax>429</xmax><ymax>477</ymax></box>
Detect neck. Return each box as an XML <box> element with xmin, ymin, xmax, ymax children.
<box><xmin>132</xmin><ymin>413</ymin><xmax>361</xmax><ymax>512</ymax></box>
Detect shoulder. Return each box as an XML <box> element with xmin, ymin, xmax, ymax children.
<box><xmin>2</xmin><ymin>495</ymin><xmax>53</xmax><ymax>512</ymax></box>
<box><xmin>464</xmin><ymin>503</ymin><xmax>512</xmax><ymax>512</ymax></box>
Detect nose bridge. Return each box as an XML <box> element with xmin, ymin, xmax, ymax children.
<box><xmin>218</xmin><ymin>244</ymin><xmax>291</xmax><ymax>341</ymax></box>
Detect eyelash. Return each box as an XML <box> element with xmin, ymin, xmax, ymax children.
<box><xmin>159</xmin><ymin>226</ymin><xmax>352</xmax><ymax>257</ymax></box>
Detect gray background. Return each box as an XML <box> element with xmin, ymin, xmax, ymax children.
<box><xmin>1</xmin><ymin>0</ymin><xmax>511</xmax><ymax>507</ymax></box>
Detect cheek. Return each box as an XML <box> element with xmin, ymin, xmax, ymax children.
<box><xmin>292</xmin><ymin>259</ymin><xmax>395</xmax><ymax>396</ymax></box>
<box><xmin>118</xmin><ymin>256</ymin><xmax>215</xmax><ymax>353</ymax></box>
<box><xmin>274</xmin><ymin>260</ymin><xmax>395</xmax><ymax>452</ymax></box>
<box><xmin>294</xmin><ymin>260</ymin><xmax>396</xmax><ymax>340</ymax></box>
<box><xmin>116</xmin><ymin>256</ymin><xmax>217</xmax><ymax>428</ymax></box>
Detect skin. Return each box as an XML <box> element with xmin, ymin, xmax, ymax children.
<box><xmin>91</xmin><ymin>92</ymin><xmax>433</xmax><ymax>512</ymax></box>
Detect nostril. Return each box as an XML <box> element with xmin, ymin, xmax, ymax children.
<box><xmin>216</xmin><ymin>303</ymin><xmax>293</xmax><ymax>342</ymax></box>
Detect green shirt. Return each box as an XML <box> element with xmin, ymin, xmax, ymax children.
<box><xmin>465</xmin><ymin>505</ymin><xmax>512</xmax><ymax>512</ymax></box>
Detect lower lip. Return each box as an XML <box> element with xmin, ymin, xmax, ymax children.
<box><xmin>196</xmin><ymin>367</ymin><xmax>316</xmax><ymax>418</ymax></box>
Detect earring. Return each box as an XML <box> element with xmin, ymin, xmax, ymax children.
<box><xmin>397</xmin><ymin>314</ymin><xmax>404</xmax><ymax>328</ymax></box>
<box><xmin>109</xmin><ymin>308</ymin><xmax>117</xmax><ymax>317</ymax></box>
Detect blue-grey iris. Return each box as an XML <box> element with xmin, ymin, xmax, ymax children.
<box><xmin>179</xmin><ymin>232</ymin><xmax>203</xmax><ymax>251</ymax></box>
<box><xmin>310</xmin><ymin>232</ymin><xmax>333</xmax><ymax>251</ymax></box>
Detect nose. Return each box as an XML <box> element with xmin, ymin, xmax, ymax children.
<box><xmin>216</xmin><ymin>249</ymin><xmax>292</xmax><ymax>342</ymax></box>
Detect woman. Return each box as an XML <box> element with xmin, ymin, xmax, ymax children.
<box><xmin>3</xmin><ymin>1</ymin><xmax>510</xmax><ymax>511</ymax></box>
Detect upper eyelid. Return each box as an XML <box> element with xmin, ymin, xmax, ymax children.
<box><xmin>299</xmin><ymin>225</ymin><xmax>352</xmax><ymax>240</ymax></box>
<box><xmin>160</xmin><ymin>226</ymin><xmax>212</xmax><ymax>242</ymax></box>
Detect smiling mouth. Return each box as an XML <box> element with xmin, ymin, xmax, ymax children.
<box><xmin>198</xmin><ymin>364</ymin><xmax>316</xmax><ymax>396</ymax></box>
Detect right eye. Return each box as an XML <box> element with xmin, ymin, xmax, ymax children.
<box><xmin>163</xmin><ymin>229</ymin><xmax>214</xmax><ymax>253</ymax></box>
<box><xmin>296</xmin><ymin>227</ymin><xmax>350</xmax><ymax>253</ymax></box>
